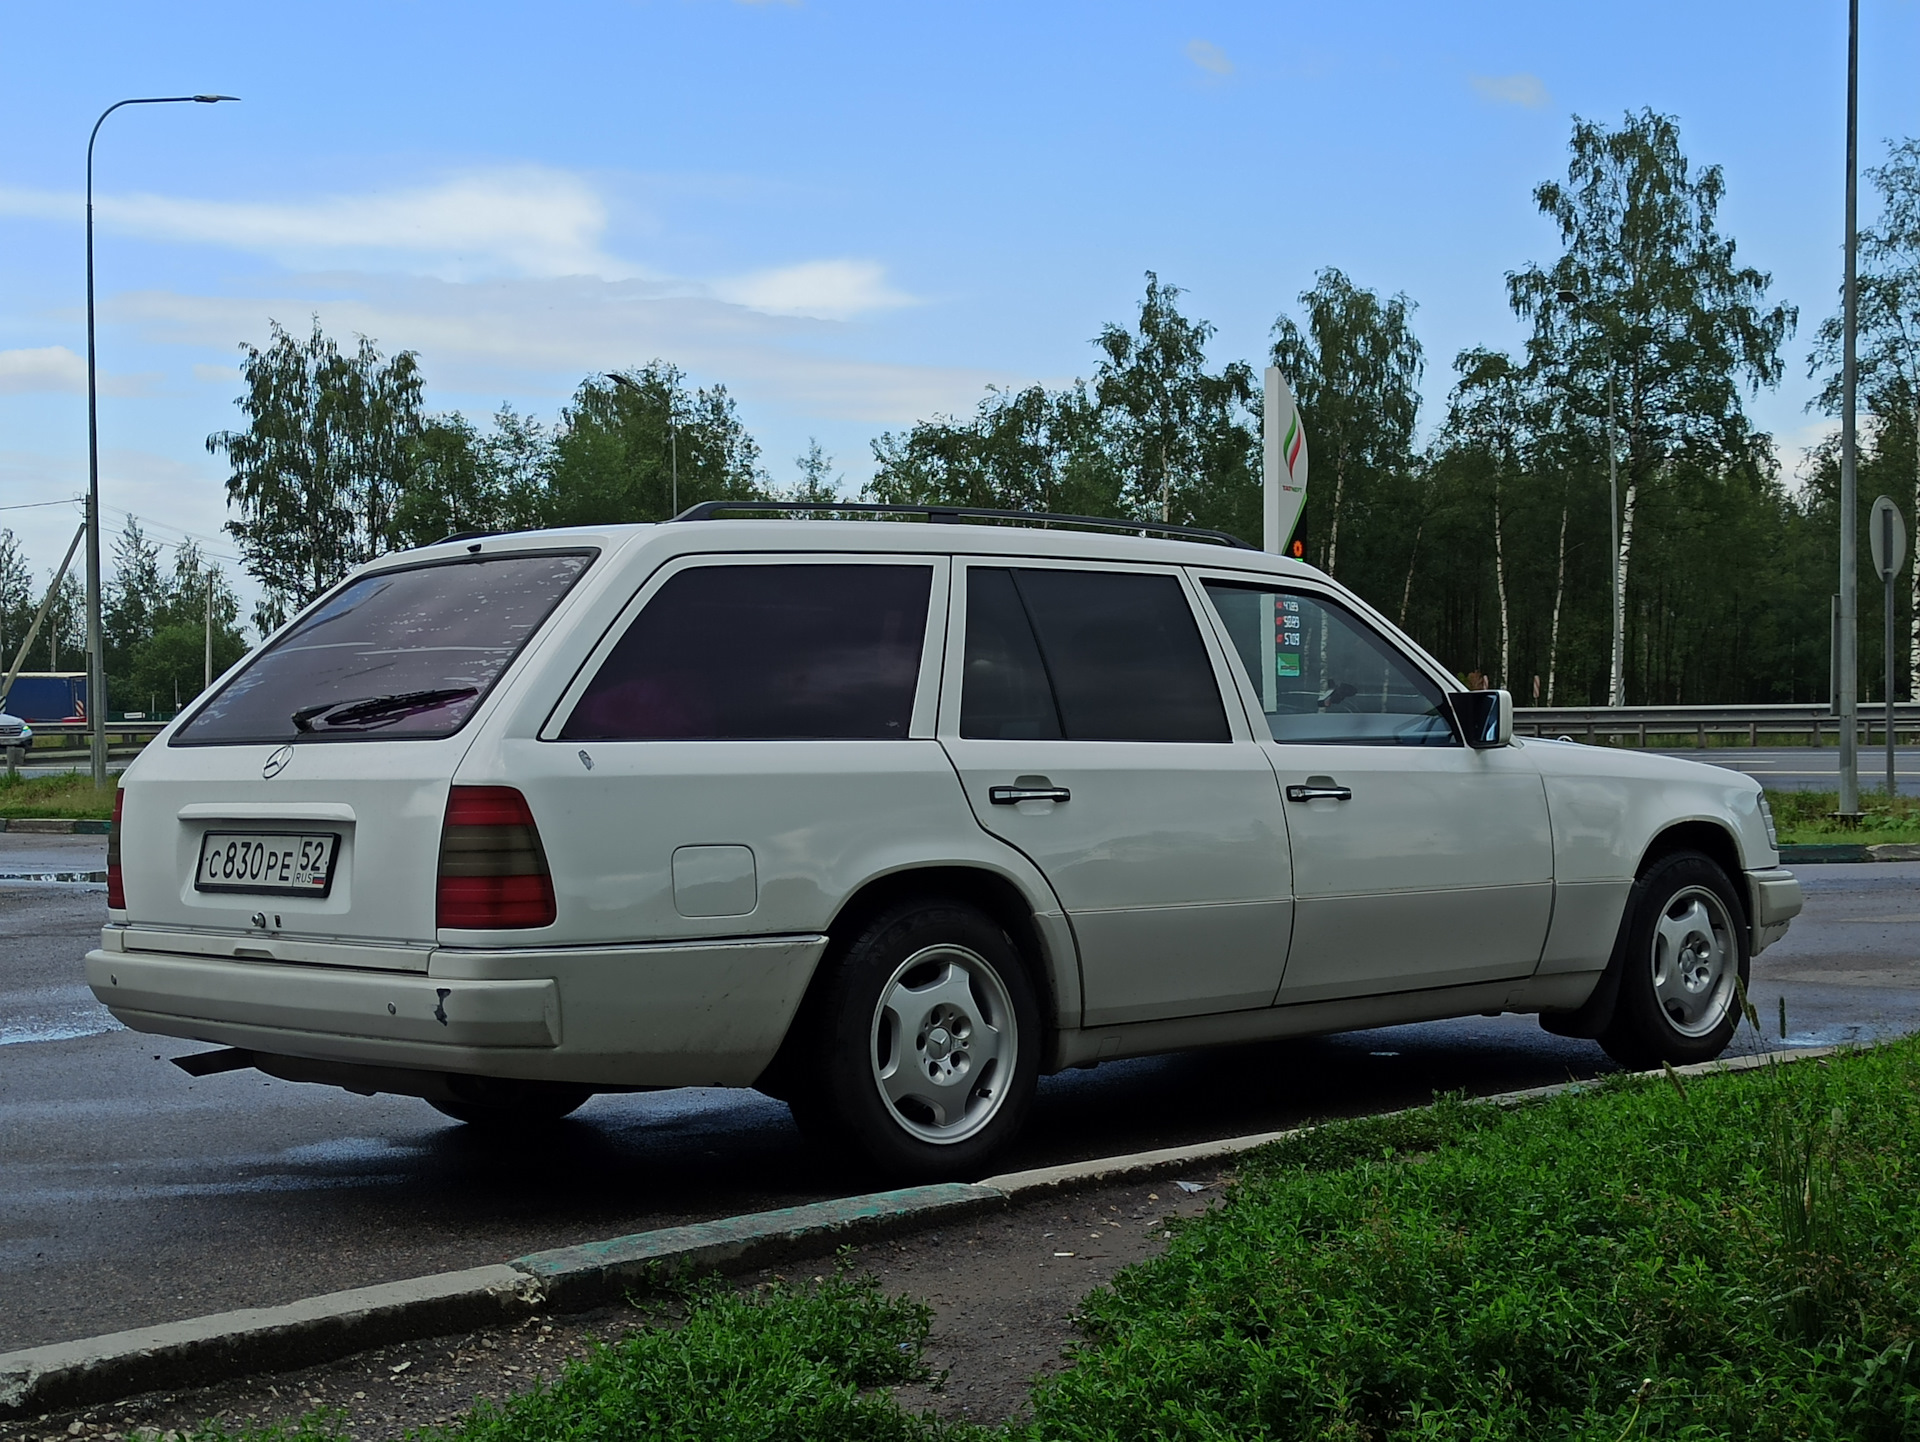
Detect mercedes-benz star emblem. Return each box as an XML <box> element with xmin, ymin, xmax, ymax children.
<box><xmin>262</xmin><ymin>745</ymin><xmax>294</xmax><ymax>779</ymax></box>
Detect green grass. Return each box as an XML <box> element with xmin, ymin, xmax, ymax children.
<box><xmin>1767</xmin><ymin>787</ymin><xmax>1920</xmax><ymax>846</ymax></box>
<box><xmin>181</xmin><ymin>1037</ymin><xmax>1920</xmax><ymax>1442</ymax></box>
<box><xmin>0</xmin><ymin>769</ymin><xmax>114</xmax><ymax>819</ymax></box>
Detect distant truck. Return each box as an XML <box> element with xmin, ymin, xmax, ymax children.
<box><xmin>0</xmin><ymin>671</ymin><xmax>88</xmax><ymax>723</ymax></box>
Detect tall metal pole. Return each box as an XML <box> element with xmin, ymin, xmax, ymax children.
<box><xmin>204</xmin><ymin>566</ymin><xmax>213</xmax><ymax>693</ymax></box>
<box><xmin>1838</xmin><ymin>0</ymin><xmax>1862</xmax><ymax>818</ymax></box>
<box><xmin>1606</xmin><ymin>370</ymin><xmax>1623</xmax><ymax>707</ymax></box>
<box><xmin>1886</xmin><ymin>546</ymin><xmax>1897</xmax><ymax>798</ymax></box>
<box><xmin>84</xmin><ymin>94</ymin><xmax>236</xmax><ymax>788</ymax></box>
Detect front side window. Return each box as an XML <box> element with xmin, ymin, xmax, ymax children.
<box><xmin>174</xmin><ymin>551</ymin><xmax>593</xmax><ymax>745</ymax></box>
<box><xmin>562</xmin><ymin>563</ymin><xmax>931</xmax><ymax>741</ymax></box>
<box><xmin>960</xmin><ymin>567</ymin><xmax>1229</xmax><ymax>743</ymax></box>
<box><xmin>1204</xmin><ymin>581</ymin><xmax>1456</xmax><ymax>746</ymax></box>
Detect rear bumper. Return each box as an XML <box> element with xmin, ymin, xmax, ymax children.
<box><xmin>86</xmin><ymin>932</ymin><xmax>828</xmax><ymax>1088</ymax></box>
<box><xmin>1747</xmin><ymin>866</ymin><xmax>1803</xmax><ymax>955</ymax></box>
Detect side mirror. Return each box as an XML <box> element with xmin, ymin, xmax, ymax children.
<box><xmin>1450</xmin><ymin>688</ymin><xmax>1513</xmax><ymax>749</ymax></box>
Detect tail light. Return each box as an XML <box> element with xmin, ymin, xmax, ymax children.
<box><xmin>106</xmin><ymin>788</ymin><xmax>125</xmax><ymax>910</ymax></box>
<box><xmin>436</xmin><ymin>786</ymin><xmax>556</xmax><ymax>929</ymax></box>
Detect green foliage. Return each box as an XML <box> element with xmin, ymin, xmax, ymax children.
<box><xmin>1027</xmin><ymin>1043</ymin><xmax>1920</xmax><ymax>1440</ymax></box>
<box><xmin>186</xmin><ymin>1272</ymin><xmax>967</xmax><ymax>1442</ymax></box>
<box><xmin>0</xmin><ymin>770</ymin><xmax>113</xmax><ymax>819</ymax></box>
<box><xmin>540</xmin><ymin>364</ymin><xmax>769</xmax><ymax>527</ymax></box>
<box><xmin>0</xmin><ymin>527</ymin><xmax>42</xmax><ymax>672</ymax></box>
<box><xmin>1271</xmin><ymin>266</ymin><xmax>1424</xmax><ymax>579</ymax></box>
<box><xmin>102</xmin><ymin>520</ymin><xmax>247</xmax><ymax>717</ymax></box>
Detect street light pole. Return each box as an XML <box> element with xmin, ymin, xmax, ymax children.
<box><xmin>1837</xmin><ymin>0</ymin><xmax>1862</xmax><ymax>818</ymax></box>
<box><xmin>85</xmin><ymin>93</ymin><xmax>236</xmax><ymax>788</ymax></box>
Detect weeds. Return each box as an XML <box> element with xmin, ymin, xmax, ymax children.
<box><xmin>0</xmin><ymin>769</ymin><xmax>113</xmax><ymax>818</ymax></box>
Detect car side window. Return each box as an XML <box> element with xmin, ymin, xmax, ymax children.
<box><xmin>1203</xmin><ymin>581</ymin><xmax>1457</xmax><ymax>747</ymax></box>
<box><xmin>562</xmin><ymin>564</ymin><xmax>931</xmax><ymax>740</ymax></box>
<box><xmin>961</xmin><ymin>567</ymin><xmax>1230</xmax><ymax>743</ymax></box>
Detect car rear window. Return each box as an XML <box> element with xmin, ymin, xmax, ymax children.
<box><xmin>172</xmin><ymin>551</ymin><xmax>593</xmax><ymax>746</ymax></box>
<box><xmin>560</xmin><ymin>563</ymin><xmax>932</xmax><ymax>741</ymax></box>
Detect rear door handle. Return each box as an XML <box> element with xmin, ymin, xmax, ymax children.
<box><xmin>990</xmin><ymin>785</ymin><xmax>1071</xmax><ymax>805</ymax></box>
<box><xmin>1285</xmin><ymin>783</ymin><xmax>1352</xmax><ymax>803</ymax></box>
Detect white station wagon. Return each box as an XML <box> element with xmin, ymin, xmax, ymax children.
<box><xmin>90</xmin><ymin>507</ymin><xmax>1804</xmax><ymax>1178</ymax></box>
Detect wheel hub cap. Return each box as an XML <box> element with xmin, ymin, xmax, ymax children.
<box><xmin>870</xmin><ymin>943</ymin><xmax>1016</xmax><ymax>1145</ymax></box>
<box><xmin>1650</xmin><ymin>887</ymin><xmax>1736</xmax><ymax>1038</ymax></box>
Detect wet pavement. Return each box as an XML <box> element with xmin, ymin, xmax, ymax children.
<box><xmin>2</xmin><ymin>834</ymin><xmax>1915</xmax><ymax>1353</ymax></box>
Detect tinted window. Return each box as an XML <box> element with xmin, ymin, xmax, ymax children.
<box><xmin>562</xmin><ymin>564</ymin><xmax>931</xmax><ymax>741</ymax></box>
<box><xmin>960</xmin><ymin>569</ymin><xmax>1062</xmax><ymax>740</ymax></box>
<box><xmin>1204</xmin><ymin>581</ymin><xmax>1456</xmax><ymax>746</ymax></box>
<box><xmin>962</xmin><ymin>567</ymin><xmax>1229</xmax><ymax>744</ymax></box>
<box><xmin>173</xmin><ymin>552</ymin><xmax>592</xmax><ymax>745</ymax></box>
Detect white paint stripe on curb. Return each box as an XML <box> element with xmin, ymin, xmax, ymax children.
<box><xmin>0</xmin><ymin>1043</ymin><xmax>1850</xmax><ymax>1419</ymax></box>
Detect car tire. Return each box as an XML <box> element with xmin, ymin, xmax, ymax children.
<box><xmin>803</xmin><ymin>900</ymin><xmax>1040</xmax><ymax>1181</ymax></box>
<box><xmin>428</xmin><ymin>1077</ymin><xmax>594</xmax><ymax>1127</ymax></box>
<box><xmin>1598</xmin><ymin>851</ymin><xmax>1748</xmax><ymax>1070</ymax></box>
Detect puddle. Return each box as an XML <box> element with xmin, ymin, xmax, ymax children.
<box><xmin>0</xmin><ymin>1016</ymin><xmax>124</xmax><ymax>1046</ymax></box>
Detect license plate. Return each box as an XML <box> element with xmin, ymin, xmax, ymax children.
<box><xmin>194</xmin><ymin>831</ymin><xmax>340</xmax><ymax>898</ymax></box>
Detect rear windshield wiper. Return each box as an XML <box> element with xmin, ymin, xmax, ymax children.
<box><xmin>291</xmin><ymin>687</ymin><xmax>480</xmax><ymax>733</ymax></box>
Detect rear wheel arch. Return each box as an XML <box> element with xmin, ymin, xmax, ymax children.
<box><xmin>755</xmin><ymin>864</ymin><xmax>1062</xmax><ymax>1100</ymax></box>
<box><xmin>824</xmin><ymin>865</ymin><xmax>1061</xmax><ymax>1028</ymax></box>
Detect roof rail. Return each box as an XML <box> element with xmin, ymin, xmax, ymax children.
<box><xmin>668</xmin><ymin>499</ymin><xmax>1257</xmax><ymax>550</ymax></box>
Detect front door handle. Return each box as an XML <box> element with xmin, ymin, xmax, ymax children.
<box><xmin>1285</xmin><ymin>783</ymin><xmax>1352</xmax><ymax>803</ymax></box>
<box><xmin>990</xmin><ymin>784</ymin><xmax>1071</xmax><ymax>805</ymax></box>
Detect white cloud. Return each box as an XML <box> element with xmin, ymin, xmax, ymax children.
<box><xmin>711</xmin><ymin>260</ymin><xmax>914</xmax><ymax>319</ymax></box>
<box><xmin>1186</xmin><ymin>39</ymin><xmax>1233</xmax><ymax>77</ymax></box>
<box><xmin>111</xmin><ymin>272</ymin><xmax>996</xmax><ymax>425</ymax></box>
<box><xmin>0</xmin><ymin>168</ymin><xmax>623</xmax><ymax>281</ymax></box>
<box><xmin>0</xmin><ymin>168</ymin><xmax>916</xmax><ymax>321</ymax></box>
<box><xmin>1470</xmin><ymin>72</ymin><xmax>1550</xmax><ymax>109</ymax></box>
<box><xmin>0</xmin><ymin>345</ymin><xmax>156</xmax><ymax>396</ymax></box>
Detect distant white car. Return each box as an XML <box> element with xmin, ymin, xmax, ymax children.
<box><xmin>89</xmin><ymin>509</ymin><xmax>1803</xmax><ymax>1178</ymax></box>
<box><xmin>0</xmin><ymin>710</ymin><xmax>31</xmax><ymax>746</ymax></box>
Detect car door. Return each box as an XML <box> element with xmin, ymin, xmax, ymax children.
<box><xmin>1195</xmin><ymin>575</ymin><xmax>1552</xmax><ymax>1005</ymax></box>
<box><xmin>938</xmin><ymin>559</ymin><xmax>1293</xmax><ymax>1028</ymax></box>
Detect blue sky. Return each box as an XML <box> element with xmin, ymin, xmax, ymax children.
<box><xmin>3</xmin><ymin>0</ymin><xmax>1918</xmax><ymax>623</ymax></box>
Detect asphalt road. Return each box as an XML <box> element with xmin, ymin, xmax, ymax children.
<box><xmin>1647</xmin><ymin>744</ymin><xmax>1920</xmax><ymax>794</ymax></box>
<box><xmin>2</xmin><ymin>834</ymin><xmax>1915</xmax><ymax>1354</ymax></box>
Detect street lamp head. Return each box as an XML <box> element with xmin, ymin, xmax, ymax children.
<box><xmin>191</xmin><ymin>95</ymin><xmax>240</xmax><ymax>103</ymax></box>
<box><xmin>1556</xmin><ymin>289</ymin><xmax>1580</xmax><ymax>305</ymax></box>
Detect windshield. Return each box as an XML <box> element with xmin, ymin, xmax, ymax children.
<box><xmin>172</xmin><ymin>551</ymin><xmax>593</xmax><ymax>745</ymax></box>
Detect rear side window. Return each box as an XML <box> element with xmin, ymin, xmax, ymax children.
<box><xmin>173</xmin><ymin>552</ymin><xmax>592</xmax><ymax>746</ymax></box>
<box><xmin>960</xmin><ymin>567</ymin><xmax>1228</xmax><ymax>743</ymax></box>
<box><xmin>561</xmin><ymin>564</ymin><xmax>932</xmax><ymax>741</ymax></box>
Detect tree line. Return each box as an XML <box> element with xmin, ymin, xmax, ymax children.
<box><xmin>10</xmin><ymin>108</ymin><xmax>1915</xmax><ymax>716</ymax></box>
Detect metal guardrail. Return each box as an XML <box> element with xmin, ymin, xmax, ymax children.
<box><xmin>1515</xmin><ymin>703</ymin><xmax>1920</xmax><ymax>748</ymax></box>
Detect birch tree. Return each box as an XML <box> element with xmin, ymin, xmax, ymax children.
<box><xmin>1510</xmin><ymin>110</ymin><xmax>1793</xmax><ymax>705</ymax></box>
<box><xmin>1813</xmin><ymin>139</ymin><xmax>1920</xmax><ymax>696</ymax></box>
<box><xmin>1269</xmin><ymin>269</ymin><xmax>1423</xmax><ymax>580</ymax></box>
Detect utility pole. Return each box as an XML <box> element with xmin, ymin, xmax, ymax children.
<box><xmin>1838</xmin><ymin>0</ymin><xmax>1862</xmax><ymax>818</ymax></box>
<box><xmin>204</xmin><ymin>566</ymin><xmax>213</xmax><ymax>693</ymax></box>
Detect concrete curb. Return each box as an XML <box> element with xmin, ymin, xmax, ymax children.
<box><xmin>0</xmin><ymin>1267</ymin><xmax>537</xmax><ymax>1419</ymax></box>
<box><xmin>1780</xmin><ymin>841</ymin><xmax>1920</xmax><ymax>863</ymax></box>
<box><xmin>517</xmin><ymin>1183</ymin><xmax>1007</xmax><ymax>1312</ymax></box>
<box><xmin>0</xmin><ymin>818</ymin><xmax>110</xmax><ymax>835</ymax></box>
<box><xmin>0</xmin><ymin>1043</ymin><xmax>1852</xmax><ymax>1419</ymax></box>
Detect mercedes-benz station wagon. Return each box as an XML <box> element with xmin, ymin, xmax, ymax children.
<box><xmin>89</xmin><ymin>507</ymin><xmax>1804</xmax><ymax>1178</ymax></box>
